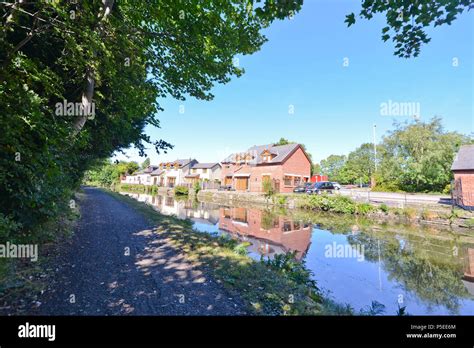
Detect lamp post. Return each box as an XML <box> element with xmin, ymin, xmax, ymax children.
<box><xmin>372</xmin><ymin>124</ymin><xmax>377</xmax><ymax>188</ymax></box>
<box><xmin>373</xmin><ymin>124</ymin><xmax>377</xmax><ymax>172</ymax></box>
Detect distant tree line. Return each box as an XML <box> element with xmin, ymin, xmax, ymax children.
<box><xmin>315</xmin><ymin>118</ymin><xmax>472</xmax><ymax>193</ymax></box>
<box><xmin>84</xmin><ymin>160</ymin><xmax>140</xmax><ymax>188</ymax></box>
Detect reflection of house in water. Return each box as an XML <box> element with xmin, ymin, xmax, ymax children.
<box><xmin>218</xmin><ymin>207</ymin><xmax>312</xmax><ymax>259</ymax></box>
<box><xmin>147</xmin><ymin>194</ymin><xmax>219</xmax><ymax>224</ymax></box>
<box><xmin>463</xmin><ymin>247</ymin><xmax>474</xmax><ymax>297</ymax></box>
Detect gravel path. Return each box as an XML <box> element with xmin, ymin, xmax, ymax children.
<box><xmin>37</xmin><ymin>187</ymin><xmax>245</xmax><ymax>315</ymax></box>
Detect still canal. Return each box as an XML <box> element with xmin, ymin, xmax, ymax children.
<box><xmin>120</xmin><ymin>192</ymin><xmax>474</xmax><ymax>315</ymax></box>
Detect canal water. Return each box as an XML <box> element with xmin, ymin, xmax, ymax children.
<box><xmin>120</xmin><ymin>192</ymin><xmax>474</xmax><ymax>315</ymax></box>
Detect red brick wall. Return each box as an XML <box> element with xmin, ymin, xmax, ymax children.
<box><xmin>221</xmin><ymin>146</ymin><xmax>311</xmax><ymax>193</ymax></box>
<box><xmin>454</xmin><ymin>171</ymin><xmax>474</xmax><ymax>207</ymax></box>
<box><xmin>280</xmin><ymin>147</ymin><xmax>311</xmax><ymax>192</ymax></box>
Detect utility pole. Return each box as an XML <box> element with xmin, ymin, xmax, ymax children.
<box><xmin>373</xmin><ymin>124</ymin><xmax>377</xmax><ymax>171</ymax></box>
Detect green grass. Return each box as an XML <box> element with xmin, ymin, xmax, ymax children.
<box><xmin>0</xmin><ymin>193</ymin><xmax>80</xmax><ymax>314</ymax></box>
<box><xmin>104</xmin><ymin>190</ymin><xmax>352</xmax><ymax>315</ymax></box>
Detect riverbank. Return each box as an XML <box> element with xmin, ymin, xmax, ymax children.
<box><xmin>105</xmin><ymin>190</ymin><xmax>355</xmax><ymax>315</ymax></box>
<box><xmin>197</xmin><ymin>190</ymin><xmax>474</xmax><ymax>229</ymax></box>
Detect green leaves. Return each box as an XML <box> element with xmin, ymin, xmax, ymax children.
<box><xmin>0</xmin><ymin>0</ymin><xmax>302</xmax><ymax>236</ymax></box>
<box><xmin>347</xmin><ymin>0</ymin><xmax>472</xmax><ymax>58</ymax></box>
<box><xmin>344</xmin><ymin>13</ymin><xmax>356</xmax><ymax>27</ymax></box>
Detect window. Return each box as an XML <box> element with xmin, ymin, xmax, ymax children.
<box><xmin>284</xmin><ymin>176</ymin><xmax>292</xmax><ymax>186</ymax></box>
<box><xmin>192</xmin><ymin>168</ymin><xmax>197</xmax><ymax>173</ymax></box>
<box><xmin>202</xmin><ymin>168</ymin><xmax>207</xmax><ymax>173</ymax></box>
<box><xmin>294</xmin><ymin>177</ymin><xmax>301</xmax><ymax>186</ymax></box>
<box><xmin>282</xmin><ymin>221</ymin><xmax>292</xmax><ymax>232</ymax></box>
<box><xmin>165</xmin><ymin>196</ymin><xmax>174</xmax><ymax>207</ymax></box>
<box><xmin>233</xmin><ymin>208</ymin><xmax>247</xmax><ymax>223</ymax></box>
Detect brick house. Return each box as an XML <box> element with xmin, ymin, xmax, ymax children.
<box><xmin>451</xmin><ymin>145</ymin><xmax>474</xmax><ymax>209</ymax></box>
<box><xmin>221</xmin><ymin>143</ymin><xmax>311</xmax><ymax>193</ymax></box>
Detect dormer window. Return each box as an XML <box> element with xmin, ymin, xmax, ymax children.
<box><xmin>261</xmin><ymin>149</ymin><xmax>273</xmax><ymax>162</ymax></box>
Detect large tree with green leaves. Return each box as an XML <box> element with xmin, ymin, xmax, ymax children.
<box><xmin>377</xmin><ymin>117</ymin><xmax>471</xmax><ymax>192</ymax></box>
<box><xmin>320</xmin><ymin>154</ymin><xmax>347</xmax><ymax>181</ymax></box>
<box><xmin>0</xmin><ymin>0</ymin><xmax>303</xmax><ymax>237</ymax></box>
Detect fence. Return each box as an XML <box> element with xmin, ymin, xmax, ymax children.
<box><xmin>178</xmin><ymin>181</ymin><xmax>222</xmax><ymax>190</ymax></box>
<box><xmin>452</xmin><ymin>190</ymin><xmax>474</xmax><ymax>211</ymax></box>
<box><xmin>341</xmin><ymin>189</ymin><xmax>452</xmax><ymax>208</ymax></box>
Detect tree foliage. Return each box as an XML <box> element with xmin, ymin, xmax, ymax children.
<box><xmin>0</xmin><ymin>1</ymin><xmax>302</xmax><ymax>237</ymax></box>
<box><xmin>318</xmin><ymin>118</ymin><xmax>472</xmax><ymax>191</ymax></box>
<box><xmin>84</xmin><ymin>160</ymin><xmax>139</xmax><ymax>188</ymax></box>
<box><xmin>346</xmin><ymin>0</ymin><xmax>473</xmax><ymax>58</ymax></box>
<box><xmin>377</xmin><ymin>117</ymin><xmax>471</xmax><ymax>192</ymax></box>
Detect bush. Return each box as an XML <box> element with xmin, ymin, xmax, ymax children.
<box><xmin>233</xmin><ymin>242</ymin><xmax>251</xmax><ymax>255</ymax></box>
<box><xmin>379</xmin><ymin>203</ymin><xmax>389</xmax><ymax>213</ymax></box>
<box><xmin>0</xmin><ymin>214</ymin><xmax>22</xmax><ymax>241</ymax></box>
<box><xmin>262</xmin><ymin>178</ymin><xmax>275</xmax><ymax>198</ymax></box>
<box><xmin>296</xmin><ymin>194</ymin><xmax>357</xmax><ymax>214</ymax></box>
<box><xmin>273</xmin><ymin>194</ymin><xmax>288</xmax><ymax>206</ymax></box>
<box><xmin>403</xmin><ymin>207</ymin><xmax>418</xmax><ymax>220</ymax></box>
<box><xmin>193</xmin><ymin>181</ymin><xmax>201</xmax><ymax>194</ymax></box>
<box><xmin>371</xmin><ymin>183</ymin><xmax>404</xmax><ymax>193</ymax></box>
<box><xmin>328</xmin><ymin>195</ymin><xmax>357</xmax><ymax>214</ymax></box>
<box><xmin>118</xmin><ymin>184</ymin><xmax>146</xmax><ymax>193</ymax></box>
<box><xmin>262</xmin><ymin>251</ymin><xmax>319</xmax><ymax>291</ymax></box>
<box><xmin>421</xmin><ymin>209</ymin><xmax>438</xmax><ymax>221</ymax></box>
<box><xmin>356</xmin><ymin>203</ymin><xmax>375</xmax><ymax>215</ymax></box>
<box><xmin>442</xmin><ymin>183</ymin><xmax>452</xmax><ymax>195</ymax></box>
<box><xmin>174</xmin><ymin>185</ymin><xmax>189</xmax><ymax>195</ymax></box>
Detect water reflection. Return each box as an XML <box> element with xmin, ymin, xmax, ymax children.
<box><xmin>120</xmin><ymin>192</ymin><xmax>474</xmax><ymax>315</ymax></box>
<box><xmin>218</xmin><ymin>207</ymin><xmax>312</xmax><ymax>260</ymax></box>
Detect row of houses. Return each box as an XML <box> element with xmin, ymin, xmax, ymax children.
<box><xmin>122</xmin><ymin>159</ymin><xmax>222</xmax><ymax>187</ymax></box>
<box><xmin>121</xmin><ymin>143</ymin><xmax>312</xmax><ymax>193</ymax></box>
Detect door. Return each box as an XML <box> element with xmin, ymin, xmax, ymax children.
<box><xmin>235</xmin><ymin>177</ymin><xmax>249</xmax><ymax>191</ymax></box>
<box><xmin>225</xmin><ymin>176</ymin><xmax>232</xmax><ymax>186</ymax></box>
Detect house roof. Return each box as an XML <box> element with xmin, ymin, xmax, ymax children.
<box><xmin>451</xmin><ymin>145</ymin><xmax>474</xmax><ymax>171</ymax></box>
<box><xmin>150</xmin><ymin>169</ymin><xmax>164</xmax><ymax>176</ymax></box>
<box><xmin>191</xmin><ymin>162</ymin><xmax>220</xmax><ymax>169</ymax></box>
<box><xmin>141</xmin><ymin>165</ymin><xmax>159</xmax><ymax>174</ymax></box>
<box><xmin>222</xmin><ymin>143</ymin><xmax>307</xmax><ymax>165</ymax></box>
<box><xmin>159</xmin><ymin>159</ymin><xmax>197</xmax><ymax>168</ymax></box>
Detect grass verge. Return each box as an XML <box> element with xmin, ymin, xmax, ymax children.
<box><xmin>0</xmin><ymin>193</ymin><xmax>80</xmax><ymax>315</ymax></box>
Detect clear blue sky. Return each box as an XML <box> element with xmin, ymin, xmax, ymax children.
<box><xmin>114</xmin><ymin>0</ymin><xmax>473</xmax><ymax>165</ymax></box>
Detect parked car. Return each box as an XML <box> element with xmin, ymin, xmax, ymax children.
<box><xmin>332</xmin><ymin>182</ymin><xmax>341</xmax><ymax>190</ymax></box>
<box><xmin>306</xmin><ymin>181</ymin><xmax>335</xmax><ymax>194</ymax></box>
<box><xmin>293</xmin><ymin>182</ymin><xmax>312</xmax><ymax>193</ymax></box>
